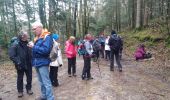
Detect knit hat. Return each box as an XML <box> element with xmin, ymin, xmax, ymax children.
<box><xmin>111</xmin><ymin>30</ymin><xmax>116</xmax><ymax>35</ymax></box>
<box><xmin>52</xmin><ymin>33</ymin><xmax>59</xmax><ymax>40</ymax></box>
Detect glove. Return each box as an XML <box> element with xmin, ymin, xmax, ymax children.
<box><xmin>59</xmin><ymin>64</ymin><xmax>62</xmax><ymax>67</ymax></box>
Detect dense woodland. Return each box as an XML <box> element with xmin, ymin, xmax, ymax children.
<box><xmin>0</xmin><ymin>0</ymin><xmax>169</xmax><ymax>48</ymax></box>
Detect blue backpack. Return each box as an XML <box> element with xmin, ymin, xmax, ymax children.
<box><xmin>78</xmin><ymin>41</ymin><xmax>88</xmax><ymax>55</ymax></box>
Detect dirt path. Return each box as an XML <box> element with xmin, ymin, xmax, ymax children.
<box><xmin>0</xmin><ymin>55</ymin><xmax>170</xmax><ymax>100</ymax></box>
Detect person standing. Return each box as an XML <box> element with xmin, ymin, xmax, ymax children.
<box><xmin>49</xmin><ymin>34</ymin><xmax>63</xmax><ymax>87</ymax></box>
<box><xmin>82</xmin><ymin>34</ymin><xmax>94</xmax><ymax>80</ymax></box>
<box><xmin>108</xmin><ymin>30</ymin><xmax>122</xmax><ymax>72</ymax></box>
<box><xmin>9</xmin><ymin>32</ymin><xmax>33</xmax><ymax>98</ymax></box>
<box><xmin>99</xmin><ymin>34</ymin><xmax>105</xmax><ymax>58</ymax></box>
<box><xmin>28</xmin><ymin>22</ymin><xmax>54</xmax><ymax>100</ymax></box>
<box><xmin>105</xmin><ymin>35</ymin><xmax>111</xmax><ymax>60</ymax></box>
<box><xmin>65</xmin><ymin>36</ymin><xmax>77</xmax><ymax>77</ymax></box>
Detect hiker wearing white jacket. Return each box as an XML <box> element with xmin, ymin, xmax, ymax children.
<box><xmin>49</xmin><ymin>34</ymin><xmax>63</xmax><ymax>87</ymax></box>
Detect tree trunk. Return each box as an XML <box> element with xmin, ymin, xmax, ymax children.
<box><xmin>132</xmin><ymin>0</ymin><xmax>136</xmax><ymax>28</ymax></box>
<box><xmin>12</xmin><ymin>0</ymin><xmax>17</xmax><ymax>35</ymax></box>
<box><xmin>73</xmin><ymin>0</ymin><xmax>78</xmax><ymax>37</ymax></box>
<box><xmin>38</xmin><ymin>0</ymin><xmax>47</xmax><ymax>28</ymax></box>
<box><xmin>168</xmin><ymin>0</ymin><xmax>170</xmax><ymax>16</ymax></box>
<box><xmin>143</xmin><ymin>0</ymin><xmax>149</xmax><ymax>26</ymax></box>
<box><xmin>118</xmin><ymin>0</ymin><xmax>121</xmax><ymax>32</ymax></box>
<box><xmin>48</xmin><ymin>0</ymin><xmax>56</xmax><ymax>32</ymax></box>
<box><xmin>83</xmin><ymin>0</ymin><xmax>87</xmax><ymax>35</ymax></box>
<box><xmin>136</xmin><ymin>0</ymin><xmax>142</xmax><ymax>28</ymax></box>
<box><xmin>23</xmin><ymin>0</ymin><xmax>32</xmax><ymax>39</ymax></box>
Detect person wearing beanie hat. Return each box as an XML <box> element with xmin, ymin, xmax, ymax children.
<box><xmin>108</xmin><ymin>30</ymin><xmax>123</xmax><ymax>72</ymax></box>
<box><xmin>49</xmin><ymin>33</ymin><xmax>63</xmax><ymax>87</ymax></box>
<box><xmin>52</xmin><ymin>33</ymin><xmax>59</xmax><ymax>41</ymax></box>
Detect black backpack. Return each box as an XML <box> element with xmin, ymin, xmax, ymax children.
<box><xmin>109</xmin><ymin>34</ymin><xmax>122</xmax><ymax>51</ymax></box>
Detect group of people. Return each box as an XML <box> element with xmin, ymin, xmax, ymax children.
<box><xmin>8</xmin><ymin>21</ymin><xmax>124</xmax><ymax>100</ymax></box>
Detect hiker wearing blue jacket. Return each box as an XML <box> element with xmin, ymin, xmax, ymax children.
<box><xmin>28</xmin><ymin>22</ymin><xmax>54</xmax><ymax>100</ymax></box>
<box><xmin>99</xmin><ymin>34</ymin><xmax>105</xmax><ymax>58</ymax></box>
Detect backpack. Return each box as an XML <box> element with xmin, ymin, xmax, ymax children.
<box><xmin>49</xmin><ymin>39</ymin><xmax>58</xmax><ymax>62</ymax></box>
<box><xmin>43</xmin><ymin>34</ymin><xmax>58</xmax><ymax>62</ymax></box>
<box><xmin>78</xmin><ymin>41</ymin><xmax>88</xmax><ymax>55</ymax></box>
<box><xmin>92</xmin><ymin>39</ymin><xmax>101</xmax><ymax>51</ymax></box>
<box><xmin>9</xmin><ymin>37</ymin><xmax>19</xmax><ymax>48</ymax></box>
<box><xmin>109</xmin><ymin>34</ymin><xmax>122</xmax><ymax>51</ymax></box>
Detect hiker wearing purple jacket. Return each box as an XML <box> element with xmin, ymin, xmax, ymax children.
<box><xmin>134</xmin><ymin>44</ymin><xmax>146</xmax><ymax>60</ymax></box>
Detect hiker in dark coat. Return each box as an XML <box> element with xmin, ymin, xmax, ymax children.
<box><xmin>8</xmin><ymin>31</ymin><xmax>33</xmax><ymax>98</ymax></box>
<box><xmin>108</xmin><ymin>30</ymin><xmax>123</xmax><ymax>72</ymax></box>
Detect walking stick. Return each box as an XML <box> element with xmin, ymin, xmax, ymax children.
<box><xmin>97</xmin><ymin>57</ymin><xmax>102</xmax><ymax>78</ymax></box>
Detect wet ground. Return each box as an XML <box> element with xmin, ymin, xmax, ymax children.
<box><xmin>0</xmin><ymin>55</ymin><xmax>170</xmax><ymax>100</ymax></box>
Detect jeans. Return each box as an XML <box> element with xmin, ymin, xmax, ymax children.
<box><xmin>17</xmin><ymin>67</ymin><xmax>32</xmax><ymax>92</ymax></box>
<box><xmin>68</xmin><ymin>57</ymin><xmax>76</xmax><ymax>75</ymax></box>
<box><xmin>35</xmin><ymin>66</ymin><xmax>54</xmax><ymax>100</ymax></box>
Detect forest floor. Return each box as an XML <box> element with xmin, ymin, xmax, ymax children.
<box><xmin>0</xmin><ymin>51</ymin><xmax>170</xmax><ymax>100</ymax></box>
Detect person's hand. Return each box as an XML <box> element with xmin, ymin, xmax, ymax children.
<box><xmin>27</xmin><ymin>41</ymin><xmax>34</xmax><ymax>48</ymax></box>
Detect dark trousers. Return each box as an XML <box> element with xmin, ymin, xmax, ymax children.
<box><xmin>82</xmin><ymin>57</ymin><xmax>91</xmax><ymax>78</ymax></box>
<box><xmin>100</xmin><ymin>46</ymin><xmax>105</xmax><ymax>58</ymax></box>
<box><xmin>68</xmin><ymin>57</ymin><xmax>76</xmax><ymax>75</ymax></box>
<box><xmin>95</xmin><ymin>50</ymin><xmax>100</xmax><ymax>59</ymax></box>
<box><xmin>110</xmin><ymin>50</ymin><xmax>122</xmax><ymax>70</ymax></box>
<box><xmin>17</xmin><ymin>67</ymin><xmax>32</xmax><ymax>92</ymax></box>
<box><xmin>105</xmin><ymin>50</ymin><xmax>111</xmax><ymax>60</ymax></box>
<box><xmin>49</xmin><ymin>66</ymin><xmax>59</xmax><ymax>85</ymax></box>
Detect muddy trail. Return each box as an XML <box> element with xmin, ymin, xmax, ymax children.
<box><xmin>0</xmin><ymin>55</ymin><xmax>170</xmax><ymax>100</ymax></box>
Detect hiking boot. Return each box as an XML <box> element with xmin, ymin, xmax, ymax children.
<box><xmin>35</xmin><ymin>96</ymin><xmax>46</xmax><ymax>100</ymax></box>
<box><xmin>87</xmin><ymin>77</ymin><xmax>93</xmax><ymax>80</ymax></box>
<box><xmin>110</xmin><ymin>68</ymin><xmax>114</xmax><ymax>71</ymax></box>
<box><xmin>18</xmin><ymin>92</ymin><xmax>23</xmax><ymax>98</ymax></box>
<box><xmin>119</xmin><ymin>68</ymin><xmax>122</xmax><ymax>72</ymax></box>
<box><xmin>27</xmin><ymin>90</ymin><xmax>33</xmax><ymax>95</ymax></box>
<box><xmin>82</xmin><ymin>75</ymin><xmax>85</xmax><ymax>80</ymax></box>
<box><xmin>73</xmin><ymin>73</ymin><xmax>77</xmax><ymax>77</ymax></box>
<box><xmin>68</xmin><ymin>74</ymin><xmax>72</xmax><ymax>77</ymax></box>
<box><xmin>52</xmin><ymin>82</ymin><xmax>59</xmax><ymax>87</ymax></box>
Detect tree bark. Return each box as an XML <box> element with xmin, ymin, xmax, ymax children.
<box><xmin>23</xmin><ymin>0</ymin><xmax>32</xmax><ymax>39</ymax></box>
<box><xmin>73</xmin><ymin>0</ymin><xmax>78</xmax><ymax>37</ymax></box>
<box><xmin>136</xmin><ymin>0</ymin><xmax>142</xmax><ymax>28</ymax></box>
<box><xmin>12</xmin><ymin>0</ymin><xmax>17</xmax><ymax>35</ymax></box>
<box><xmin>83</xmin><ymin>0</ymin><xmax>87</xmax><ymax>35</ymax></box>
<box><xmin>38</xmin><ymin>0</ymin><xmax>47</xmax><ymax>28</ymax></box>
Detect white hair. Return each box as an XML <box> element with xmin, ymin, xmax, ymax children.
<box><xmin>32</xmin><ymin>21</ymin><xmax>43</xmax><ymax>28</ymax></box>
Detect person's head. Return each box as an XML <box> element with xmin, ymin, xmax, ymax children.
<box><xmin>111</xmin><ymin>30</ymin><xmax>116</xmax><ymax>35</ymax></box>
<box><xmin>18</xmin><ymin>31</ymin><xmax>29</xmax><ymax>42</ymax></box>
<box><xmin>52</xmin><ymin>33</ymin><xmax>59</xmax><ymax>41</ymax></box>
<box><xmin>69</xmin><ymin>36</ymin><xmax>76</xmax><ymax>43</ymax></box>
<box><xmin>107</xmin><ymin>35</ymin><xmax>110</xmax><ymax>38</ymax></box>
<box><xmin>139</xmin><ymin>44</ymin><xmax>145</xmax><ymax>48</ymax></box>
<box><xmin>32</xmin><ymin>21</ymin><xmax>43</xmax><ymax>37</ymax></box>
<box><xmin>85</xmin><ymin>34</ymin><xmax>92</xmax><ymax>40</ymax></box>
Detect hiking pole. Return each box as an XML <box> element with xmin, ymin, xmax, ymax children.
<box><xmin>97</xmin><ymin>57</ymin><xmax>102</xmax><ymax>78</ymax></box>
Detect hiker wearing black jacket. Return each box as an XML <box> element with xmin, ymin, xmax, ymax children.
<box><xmin>8</xmin><ymin>32</ymin><xmax>33</xmax><ymax>98</ymax></box>
<box><xmin>108</xmin><ymin>30</ymin><xmax>123</xmax><ymax>72</ymax></box>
